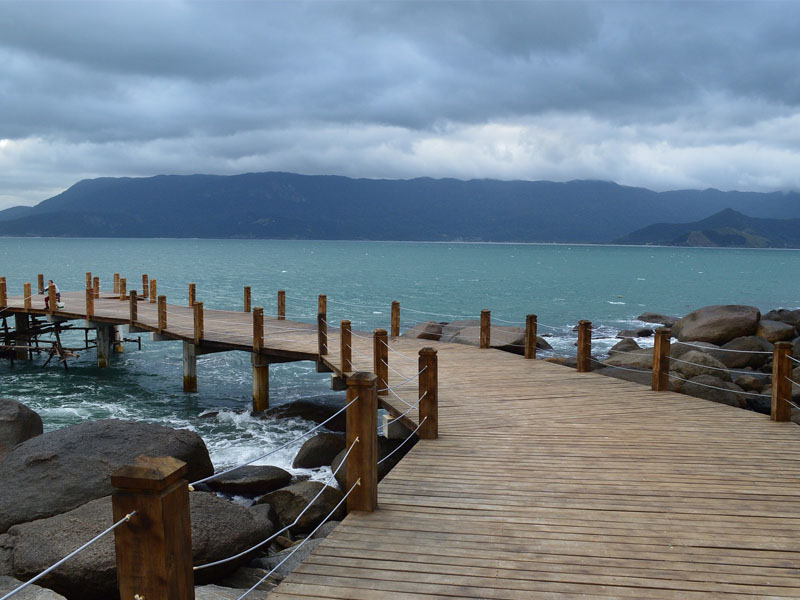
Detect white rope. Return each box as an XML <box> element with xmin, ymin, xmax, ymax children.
<box><xmin>191</xmin><ymin>396</ymin><xmax>358</xmax><ymax>486</ymax></box>
<box><xmin>786</xmin><ymin>376</ymin><xmax>800</xmax><ymax>388</ymax></box>
<box><xmin>0</xmin><ymin>511</ymin><xmax>136</xmax><ymax>600</ymax></box>
<box><xmin>401</xmin><ymin>306</ymin><xmax>478</xmax><ymax>320</ymax></box>
<box><xmin>345</xmin><ymin>342</ymin><xmax>373</xmax><ymax>362</ymax></box>
<box><xmin>667</xmin><ymin>373</ymin><xmax>770</xmax><ymax>398</ymax></box>
<box><xmin>386</xmin><ymin>390</ymin><xmax>428</xmax><ymax>426</ymax></box>
<box><xmin>491</xmin><ymin>316</ymin><xmax>526</xmax><ymax>325</ymax></box>
<box><xmin>379</xmin><ymin>362</ymin><xmax>426</xmax><ymax>391</ymax></box>
<box><xmin>789</xmin><ymin>355</ymin><xmax>800</xmax><ymax>366</ymax></box>
<box><xmin>589</xmin><ymin>357</ymin><xmax>651</xmax><ymax>375</ymax></box>
<box><xmin>672</xmin><ymin>340</ymin><xmax>773</xmax><ymax>355</ymax></box>
<box><xmin>379</xmin><ymin>339</ymin><xmax>417</xmax><ymax>363</ymax></box>
<box><xmin>669</xmin><ymin>355</ymin><xmax>763</xmax><ymax>377</ymax></box>
<box><xmin>384</xmin><ymin>384</ymin><xmax>415</xmax><ymax>408</ymax></box>
<box><xmin>194</xmin><ymin>438</ymin><xmax>358</xmax><ymax>572</ymax></box>
<box><xmin>235</xmin><ymin>478</ymin><xmax>360</xmax><ymax>600</ymax></box>
<box><xmin>378</xmin><ymin>417</ymin><xmax>426</xmax><ymax>465</ymax></box>
<box><xmin>324</xmin><ymin>296</ymin><xmax>389</xmax><ymax>311</ymax></box>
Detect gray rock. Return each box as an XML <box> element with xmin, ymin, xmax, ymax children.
<box><xmin>671</xmin><ymin>305</ymin><xmax>760</xmax><ymax>345</ymax></box>
<box><xmin>0</xmin><ymin>576</ymin><xmax>67</xmax><ymax>599</ymax></box>
<box><xmin>544</xmin><ymin>356</ymin><xmax>578</xmax><ymax>368</ymax></box>
<box><xmin>603</xmin><ymin>348</ymin><xmax>653</xmax><ymax>370</ymax></box>
<box><xmin>734</xmin><ymin>373</ymin><xmax>768</xmax><ymax>393</ymax></box>
<box><xmin>312</xmin><ymin>520</ymin><xmax>340</xmax><ymax>540</ymax></box>
<box><xmin>292</xmin><ymin>433</ymin><xmax>345</xmax><ymax>469</ymax></box>
<box><xmin>609</xmin><ymin>338</ymin><xmax>640</xmax><ymax>354</ymax></box>
<box><xmin>671</xmin><ymin>350</ymin><xmax>732</xmax><ymax>382</ymax></box>
<box><xmin>195</xmin><ymin>584</ymin><xmax>271</xmax><ymax>600</ymax></box>
<box><xmin>488</xmin><ymin>326</ymin><xmax>553</xmax><ymax>355</ymax></box>
<box><xmin>255</xmin><ymin>481</ymin><xmax>344</xmax><ymax>535</ymax></box>
<box><xmin>794</xmin><ymin>337</ymin><xmax>800</xmax><ymax>360</ymax></box>
<box><xmin>206</xmin><ymin>465</ymin><xmax>292</xmax><ymax>497</ymax></box>
<box><xmin>0</xmin><ymin>400</ymin><xmax>43</xmax><ymax>461</ymax></box>
<box><xmin>330</xmin><ymin>435</ymin><xmax>416</xmax><ymax>491</ymax></box>
<box><xmin>258</xmin><ymin>399</ymin><xmax>346</xmax><ymax>433</ymax></box>
<box><xmin>593</xmin><ymin>367</ymin><xmax>652</xmax><ymax>386</ymax></box>
<box><xmin>670</xmin><ymin>340</ymin><xmax>719</xmax><ymax>360</ymax></box>
<box><xmin>216</xmin><ymin>567</ymin><xmax>277</xmax><ymax>595</ymax></box>
<box><xmin>5</xmin><ymin>492</ymin><xmax>273</xmax><ymax>599</ymax></box>
<box><xmin>762</xmin><ymin>308</ymin><xmax>800</xmax><ymax>330</ymax></box>
<box><xmin>672</xmin><ymin>374</ymin><xmax>747</xmax><ymax>408</ymax></box>
<box><xmin>260</xmin><ymin>538</ymin><xmax>324</xmax><ymax>581</ymax></box>
<box><xmin>439</xmin><ymin>320</ymin><xmax>480</xmax><ymax>343</ymax></box>
<box><xmin>616</xmin><ymin>328</ymin><xmax>653</xmax><ymax>338</ymax></box>
<box><xmin>636</xmin><ymin>312</ymin><xmax>679</xmax><ymax>327</ymax></box>
<box><xmin>708</xmin><ymin>336</ymin><xmax>773</xmax><ymax>369</ymax></box>
<box><xmin>756</xmin><ymin>320</ymin><xmax>797</xmax><ymax>343</ymax></box>
<box><xmin>400</xmin><ymin>321</ymin><xmax>443</xmax><ymax>341</ymax></box>
<box><xmin>0</xmin><ymin>419</ymin><xmax>214</xmax><ymax>533</ymax></box>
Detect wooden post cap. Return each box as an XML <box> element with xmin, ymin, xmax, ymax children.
<box><xmin>419</xmin><ymin>347</ymin><xmax>437</xmax><ymax>356</ymax></box>
<box><xmin>111</xmin><ymin>456</ymin><xmax>188</xmax><ymax>491</ymax></box>
<box><xmin>347</xmin><ymin>371</ymin><xmax>378</xmax><ymax>386</ymax></box>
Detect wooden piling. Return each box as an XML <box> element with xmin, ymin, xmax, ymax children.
<box><xmin>0</xmin><ymin>277</ymin><xmax>6</xmax><ymax>309</ymax></box>
<box><xmin>373</xmin><ymin>328</ymin><xmax>388</xmax><ymax>396</ymax></box>
<box><xmin>341</xmin><ymin>320</ymin><xmax>352</xmax><ymax>374</ymax></box>
<box><xmin>419</xmin><ymin>347</ymin><xmax>438</xmax><ymax>439</ymax></box>
<box><xmin>651</xmin><ymin>328</ymin><xmax>671</xmax><ymax>391</ymax></box>
<box><xmin>93</xmin><ymin>277</ymin><xmax>100</xmax><ymax>298</ymax></box>
<box><xmin>85</xmin><ymin>271</ymin><xmax>92</xmax><ymax>291</ymax></box>
<box><xmin>129</xmin><ymin>291</ymin><xmax>138</xmax><ymax>325</ymax></box>
<box><xmin>142</xmin><ymin>274</ymin><xmax>149</xmax><ymax>299</ymax></box>
<box><xmin>48</xmin><ymin>284</ymin><xmax>56</xmax><ymax>314</ymax></box>
<box><xmin>23</xmin><ymin>282</ymin><xmax>31</xmax><ymax>311</ymax></box>
<box><xmin>193</xmin><ymin>302</ymin><xmax>203</xmax><ymax>345</ymax></box>
<box><xmin>252</xmin><ymin>353</ymin><xmax>269</xmax><ymax>412</ymax></box>
<box><xmin>391</xmin><ymin>301</ymin><xmax>400</xmax><ymax>337</ymax></box>
<box><xmin>119</xmin><ymin>278</ymin><xmax>127</xmax><ymax>301</ymax></box>
<box><xmin>96</xmin><ymin>325</ymin><xmax>112</xmax><ymax>368</ymax></box>
<box><xmin>252</xmin><ymin>307</ymin><xmax>264</xmax><ymax>352</ymax></box>
<box><xmin>149</xmin><ymin>279</ymin><xmax>157</xmax><ymax>303</ymax></box>
<box><xmin>158</xmin><ymin>296</ymin><xmax>167</xmax><ymax>332</ymax></box>
<box><xmin>113</xmin><ymin>273</ymin><xmax>120</xmax><ymax>294</ymax></box>
<box><xmin>525</xmin><ymin>314</ymin><xmax>537</xmax><ymax>359</ymax></box>
<box><xmin>318</xmin><ymin>294</ymin><xmax>328</xmax><ymax>356</ymax></box>
<box><xmin>278</xmin><ymin>290</ymin><xmax>286</xmax><ymax>320</ymax></box>
<box><xmin>577</xmin><ymin>320</ymin><xmax>592</xmax><ymax>372</ymax></box>
<box><xmin>243</xmin><ymin>286</ymin><xmax>251</xmax><ymax>312</ymax></box>
<box><xmin>37</xmin><ymin>274</ymin><xmax>44</xmax><ymax>294</ymax></box>
<box><xmin>188</xmin><ymin>283</ymin><xmax>196</xmax><ymax>307</ymax></box>
<box><xmin>86</xmin><ymin>286</ymin><xmax>94</xmax><ymax>319</ymax></box>
<box><xmin>111</xmin><ymin>456</ymin><xmax>194</xmax><ymax>600</ymax></box>
<box><xmin>183</xmin><ymin>341</ymin><xmax>197</xmax><ymax>393</ymax></box>
<box><xmin>480</xmin><ymin>309</ymin><xmax>491</xmax><ymax>348</ymax></box>
<box><xmin>346</xmin><ymin>372</ymin><xmax>378</xmax><ymax>513</ymax></box>
<box><xmin>772</xmin><ymin>341</ymin><xmax>793</xmax><ymax>422</ymax></box>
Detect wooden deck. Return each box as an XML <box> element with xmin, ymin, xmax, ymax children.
<box><xmin>4</xmin><ymin>291</ymin><xmax>800</xmax><ymax>598</ymax></box>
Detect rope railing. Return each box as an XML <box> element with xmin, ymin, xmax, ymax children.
<box><xmin>386</xmin><ymin>390</ymin><xmax>428</xmax><ymax>426</ymax></box>
<box><xmin>667</xmin><ymin>373</ymin><xmax>771</xmax><ymax>398</ymax></box>
<box><xmin>789</xmin><ymin>355</ymin><xmax>800</xmax><ymax>366</ymax></box>
<box><xmin>378</xmin><ymin>417</ymin><xmax>427</xmax><ymax>466</ymax></box>
<box><xmin>0</xmin><ymin>511</ymin><xmax>137</xmax><ymax>600</ymax></box>
<box><xmin>672</xmin><ymin>340</ymin><xmax>773</xmax><ymax>355</ymax></box>
<box><xmin>379</xmin><ymin>362</ymin><xmax>427</xmax><ymax>390</ymax></box>
<box><xmin>668</xmin><ymin>355</ymin><xmax>766</xmax><ymax>377</ymax></box>
<box><xmin>589</xmin><ymin>357</ymin><xmax>652</xmax><ymax>375</ymax></box>
<box><xmin>379</xmin><ymin>339</ymin><xmax>417</xmax><ymax>363</ymax></box>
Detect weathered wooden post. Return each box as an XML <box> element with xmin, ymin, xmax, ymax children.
<box><xmin>183</xmin><ymin>341</ymin><xmax>197</xmax><ymax>393</ymax></box>
<box><xmin>651</xmin><ymin>328</ymin><xmax>671</xmax><ymax>391</ymax></box>
<box><xmin>340</xmin><ymin>319</ymin><xmax>352</xmax><ymax>374</ymax></box>
<box><xmin>373</xmin><ymin>329</ymin><xmax>388</xmax><ymax>396</ymax></box>
<box><xmin>86</xmin><ymin>286</ymin><xmax>95</xmax><ymax>320</ymax></box>
<box><xmin>277</xmin><ymin>290</ymin><xmax>286</xmax><ymax>320</ymax></box>
<box><xmin>419</xmin><ymin>347</ymin><xmax>438</xmax><ymax>439</ymax></box>
<box><xmin>149</xmin><ymin>279</ymin><xmax>157</xmax><ymax>303</ymax></box>
<box><xmin>525</xmin><ymin>314</ymin><xmax>537</xmax><ymax>359</ymax></box>
<box><xmin>24</xmin><ymin>282</ymin><xmax>31</xmax><ymax>311</ymax></box>
<box><xmin>253</xmin><ymin>307</ymin><xmax>264</xmax><ymax>353</ymax></box>
<box><xmin>119</xmin><ymin>278</ymin><xmax>127</xmax><ymax>301</ymax></box>
<box><xmin>85</xmin><ymin>271</ymin><xmax>92</xmax><ymax>291</ymax></box>
<box><xmin>188</xmin><ymin>283</ymin><xmax>196</xmax><ymax>307</ymax></box>
<box><xmin>93</xmin><ymin>277</ymin><xmax>100</xmax><ymax>298</ymax></box>
<box><xmin>129</xmin><ymin>291</ymin><xmax>138</xmax><ymax>325</ymax></box>
<box><xmin>772</xmin><ymin>341</ymin><xmax>793</xmax><ymax>422</ymax></box>
<box><xmin>391</xmin><ymin>301</ymin><xmax>400</xmax><ymax>337</ymax></box>
<box><xmin>141</xmin><ymin>274</ymin><xmax>149</xmax><ymax>300</ymax></box>
<box><xmin>37</xmin><ymin>274</ymin><xmax>45</xmax><ymax>295</ymax></box>
<box><xmin>14</xmin><ymin>313</ymin><xmax>30</xmax><ymax>360</ymax></box>
<box><xmin>113</xmin><ymin>273</ymin><xmax>120</xmax><ymax>294</ymax></box>
<box><xmin>48</xmin><ymin>283</ymin><xmax>56</xmax><ymax>314</ymax></box>
<box><xmin>252</xmin><ymin>307</ymin><xmax>268</xmax><ymax>411</ymax></box>
<box><xmin>111</xmin><ymin>456</ymin><xmax>194</xmax><ymax>600</ymax></box>
<box><xmin>96</xmin><ymin>325</ymin><xmax>112</xmax><ymax>368</ymax></box>
<box><xmin>243</xmin><ymin>286</ymin><xmax>251</xmax><ymax>313</ymax></box>
<box><xmin>480</xmin><ymin>309</ymin><xmax>491</xmax><ymax>349</ymax></box>
<box><xmin>193</xmin><ymin>302</ymin><xmax>203</xmax><ymax>345</ymax></box>
<box><xmin>158</xmin><ymin>295</ymin><xmax>167</xmax><ymax>332</ymax></box>
<box><xmin>318</xmin><ymin>294</ymin><xmax>328</xmax><ymax>356</ymax></box>
<box><xmin>346</xmin><ymin>372</ymin><xmax>378</xmax><ymax>512</ymax></box>
<box><xmin>577</xmin><ymin>320</ymin><xmax>592</xmax><ymax>372</ymax></box>
<box><xmin>0</xmin><ymin>277</ymin><xmax>6</xmax><ymax>309</ymax></box>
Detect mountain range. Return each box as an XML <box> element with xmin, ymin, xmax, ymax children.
<box><xmin>0</xmin><ymin>172</ymin><xmax>799</xmax><ymax>244</ymax></box>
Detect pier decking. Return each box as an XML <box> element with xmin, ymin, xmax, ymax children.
<box><xmin>2</xmin><ymin>286</ymin><xmax>800</xmax><ymax>599</ymax></box>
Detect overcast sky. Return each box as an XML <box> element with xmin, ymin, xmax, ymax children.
<box><xmin>2</xmin><ymin>1</ymin><xmax>800</xmax><ymax>209</ymax></box>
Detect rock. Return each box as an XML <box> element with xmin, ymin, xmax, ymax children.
<box><xmin>603</xmin><ymin>348</ymin><xmax>653</xmax><ymax>370</ymax></box>
<box><xmin>609</xmin><ymin>338</ymin><xmax>640</xmax><ymax>354</ymax></box>
<box><xmin>489</xmin><ymin>326</ymin><xmax>552</xmax><ymax>355</ymax></box>
<box><xmin>707</xmin><ymin>336</ymin><xmax>773</xmax><ymax>369</ymax></box>
<box><xmin>794</xmin><ymin>337</ymin><xmax>800</xmax><ymax>360</ymax></box>
<box><xmin>206</xmin><ymin>465</ymin><xmax>292</xmax><ymax>497</ymax></box>
<box><xmin>756</xmin><ymin>320</ymin><xmax>797</xmax><ymax>343</ymax></box>
<box><xmin>671</xmin><ymin>305</ymin><xmax>760</xmax><ymax>345</ymax></box>
<box><xmin>258</xmin><ymin>538</ymin><xmax>323</xmax><ymax>581</ymax></box>
<box><xmin>672</xmin><ymin>350</ymin><xmax>732</xmax><ymax>382</ymax></box>
<box><xmin>4</xmin><ymin>492</ymin><xmax>273</xmax><ymax>599</ymax></box>
<box><xmin>216</xmin><ymin>567</ymin><xmax>277</xmax><ymax>595</ymax></box>
<box><xmin>195</xmin><ymin>584</ymin><xmax>271</xmax><ymax>600</ymax></box>
<box><xmin>616</xmin><ymin>328</ymin><xmax>653</xmax><ymax>338</ymax></box>
<box><xmin>544</xmin><ymin>356</ymin><xmax>578</xmax><ymax>368</ymax></box>
<box><xmin>762</xmin><ymin>308</ymin><xmax>800</xmax><ymax>330</ymax></box>
<box><xmin>400</xmin><ymin>321</ymin><xmax>443</xmax><ymax>341</ymax></box>
<box><xmin>670</xmin><ymin>340</ymin><xmax>718</xmax><ymax>360</ymax></box>
<box><xmin>255</xmin><ymin>481</ymin><xmax>344</xmax><ymax>536</ymax></box>
<box><xmin>0</xmin><ymin>419</ymin><xmax>214</xmax><ymax>533</ymax></box>
<box><xmin>734</xmin><ymin>374</ymin><xmax>768</xmax><ymax>393</ymax></box>
<box><xmin>439</xmin><ymin>320</ymin><xmax>480</xmax><ymax>343</ymax></box>
<box><xmin>672</xmin><ymin>374</ymin><xmax>746</xmax><ymax>408</ymax></box>
<box><xmin>0</xmin><ymin>399</ymin><xmax>43</xmax><ymax>460</ymax></box>
<box><xmin>0</xmin><ymin>576</ymin><xmax>67</xmax><ymax>599</ymax></box>
<box><xmin>258</xmin><ymin>399</ymin><xmax>346</xmax><ymax>433</ymax></box>
<box><xmin>330</xmin><ymin>435</ymin><xmax>417</xmax><ymax>491</ymax></box>
<box><xmin>292</xmin><ymin>433</ymin><xmax>345</xmax><ymax>469</ymax></box>
<box><xmin>312</xmin><ymin>520</ymin><xmax>340</xmax><ymax>540</ymax></box>
<box><xmin>636</xmin><ymin>312</ymin><xmax>679</xmax><ymax>327</ymax></box>
<box><xmin>593</xmin><ymin>367</ymin><xmax>652</xmax><ymax>386</ymax></box>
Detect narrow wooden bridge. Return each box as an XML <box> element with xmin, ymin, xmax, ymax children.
<box><xmin>1</xmin><ymin>275</ymin><xmax>799</xmax><ymax>599</ymax></box>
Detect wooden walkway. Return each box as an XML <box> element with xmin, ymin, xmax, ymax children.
<box><xmin>4</xmin><ymin>290</ymin><xmax>800</xmax><ymax>598</ymax></box>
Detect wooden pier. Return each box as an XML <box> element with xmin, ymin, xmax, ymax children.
<box><xmin>1</xmin><ymin>277</ymin><xmax>799</xmax><ymax>599</ymax></box>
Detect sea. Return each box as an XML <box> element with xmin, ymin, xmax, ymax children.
<box><xmin>2</xmin><ymin>238</ymin><xmax>799</xmax><ymax>481</ymax></box>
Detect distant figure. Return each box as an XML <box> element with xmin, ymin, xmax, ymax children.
<box><xmin>44</xmin><ymin>279</ymin><xmax>61</xmax><ymax>309</ymax></box>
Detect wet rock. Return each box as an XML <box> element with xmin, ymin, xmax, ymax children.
<box><xmin>292</xmin><ymin>433</ymin><xmax>345</xmax><ymax>469</ymax></box>
<box><xmin>708</xmin><ymin>336</ymin><xmax>773</xmax><ymax>369</ymax></box>
<box><xmin>636</xmin><ymin>312</ymin><xmax>679</xmax><ymax>328</ymax></box>
<box><xmin>255</xmin><ymin>481</ymin><xmax>344</xmax><ymax>536</ymax></box>
<box><xmin>762</xmin><ymin>309</ymin><xmax>800</xmax><ymax>330</ymax></box>
<box><xmin>400</xmin><ymin>321</ymin><xmax>443</xmax><ymax>341</ymax></box>
<box><xmin>671</xmin><ymin>350</ymin><xmax>732</xmax><ymax>382</ymax></box>
<box><xmin>258</xmin><ymin>399</ymin><xmax>347</xmax><ymax>433</ymax></box>
<box><xmin>672</xmin><ymin>374</ymin><xmax>746</xmax><ymax>408</ymax></box>
<box><xmin>331</xmin><ymin>435</ymin><xmax>417</xmax><ymax>491</ymax></box>
<box><xmin>756</xmin><ymin>320</ymin><xmax>797</xmax><ymax>343</ymax></box>
<box><xmin>206</xmin><ymin>465</ymin><xmax>292</xmax><ymax>498</ymax></box>
<box><xmin>489</xmin><ymin>326</ymin><xmax>552</xmax><ymax>355</ymax></box>
<box><xmin>593</xmin><ymin>367</ymin><xmax>652</xmax><ymax>386</ymax></box>
<box><xmin>603</xmin><ymin>347</ymin><xmax>653</xmax><ymax>370</ymax></box>
<box><xmin>609</xmin><ymin>338</ymin><xmax>641</xmax><ymax>354</ymax></box>
<box><xmin>0</xmin><ymin>419</ymin><xmax>214</xmax><ymax>533</ymax></box>
<box><xmin>257</xmin><ymin>538</ymin><xmax>324</xmax><ymax>581</ymax></box>
<box><xmin>0</xmin><ymin>576</ymin><xmax>66</xmax><ymax>599</ymax></box>
<box><xmin>671</xmin><ymin>305</ymin><xmax>760</xmax><ymax>345</ymax></box>
<box><xmin>195</xmin><ymin>584</ymin><xmax>271</xmax><ymax>600</ymax></box>
<box><xmin>616</xmin><ymin>328</ymin><xmax>653</xmax><ymax>338</ymax></box>
<box><xmin>0</xmin><ymin>399</ymin><xmax>43</xmax><ymax>460</ymax></box>
<box><xmin>439</xmin><ymin>320</ymin><xmax>480</xmax><ymax>343</ymax></box>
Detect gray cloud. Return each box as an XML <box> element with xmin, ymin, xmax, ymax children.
<box><xmin>1</xmin><ymin>1</ymin><xmax>800</xmax><ymax>209</ymax></box>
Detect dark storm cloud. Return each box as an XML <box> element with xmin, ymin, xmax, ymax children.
<box><xmin>1</xmin><ymin>1</ymin><xmax>800</xmax><ymax>208</ymax></box>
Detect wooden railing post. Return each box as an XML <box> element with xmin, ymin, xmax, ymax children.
<box><xmin>48</xmin><ymin>283</ymin><xmax>56</xmax><ymax>314</ymax></box>
<box><xmin>346</xmin><ymin>372</ymin><xmax>378</xmax><ymax>513</ymax></box>
<box><xmin>525</xmin><ymin>314</ymin><xmax>537</xmax><ymax>359</ymax></box>
<box><xmin>253</xmin><ymin>307</ymin><xmax>263</xmax><ymax>353</ymax></box>
<box><xmin>149</xmin><ymin>279</ymin><xmax>157</xmax><ymax>303</ymax></box>
<box><xmin>37</xmin><ymin>274</ymin><xmax>44</xmax><ymax>295</ymax></box>
<box><xmin>129</xmin><ymin>291</ymin><xmax>138</xmax><ymax>325</ymax></box>
<box><xmin>188</xmin><ymin>283</ymin><xmax>196</xmax><ymax>307</ymax></box>
<box><xmin>24</xmin><ymin>283</ymin><xmax>31</xmax><ymax>311</ymax></box>
<box><xmin>111</xmin><ymin>456</ymin><xmax>194</xmax><ymax>600</ymax></box>
<box><xmin>252</xmin><ymin>307</ymin><xmax>267</xmax><ymax>412</ymax></box>
<box><xmin>243</xmin><ymin>286</ymin><xmax>251</xmax><ymax>313</ymax></box>
<box><xmin>93</xmin><ymin>277</ymin><xmax>100</xmax><ymax>298</ymax></box>
<box><xmin>772</xmin><ymin>341</ymin><xmax>793</xmax><ymax>422</ymax></box>
<box><xmin>113</xmin><ymin>273</ymin><xmax>120</xmax><ymax>294</ymax></box>
<box><xmin>577</xmin><ymin>320</ymin><xmax>592</xmax><ymax>372</ymax></box>
<box><xmin>340</xmin><ymin>320</ymin><xmax>352</xmax><ymax>374</ymax></box>
<box><xmin>419</xmin><ymin>347</ymin><xmax>438</xmax><ymax>439</ymax></box>
<box><xmin>277</xmin><ymin>290</ymin><xmax>286</xmax><ymax>320</ymax></box>
<box><xmin>480</xmin><ymin>309</ymin><xmax>491</xmax><ymax>348</ymax></box>
<box><xmin>158</xmin><ymin>295</ymin><xmax>167</xmax><ymax>332</ymax></box>
<box><xmin>651</xmin><ymin>327</ymin><xmax>671</xmax><ymax>391</ymax></box>
<box><xmin>318</xmin><ymin>294</ymin><xmax>328</xmax><ymax>356</ymax></box>
<box><xmin>86</xmin><ymin>286</ymin><xmax>94</xmax><ymax>319</ymax></box>
<box><xmin>142</xmin><ymin>274</ymin><xmax>149</xmax><ymax>300</ymax></box>
<box><xmin>0</xmin><ymin>277</ymin><xmax>6</xmax><ymax>309</ymax></box>
<box><xmin>373</xmin><ymin>328</ymin><xmax>388</xmax><ymax>395</ymax></box>
<box><xmin>391</xmin><ymin>301</ymin><xmax>400</xmax><ymax>337</ymax></box>
<box><xmin>85</xmin><ymin>272</ymin><xmax>92</xmax><ymax>291</ymax></box>
<box><xmin>193</xmin><ymin>302</ymin><xmax>203</xmax><ymax>345</ymax></box>
<box><xmin>119</xmin><ymin>278</ymin><xmax>127</xmax><ymax>301</ymax></box>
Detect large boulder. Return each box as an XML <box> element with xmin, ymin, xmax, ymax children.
<box><xmin>0</xmin><ymin>576</ymin><xmax>67</xmax><ymax>599</ymax></box>
<box><xmin>603</xmin><ymin>348</ymin><xmax>653</xmax><ymax>370</ymax></box>
<box><xmin>255</xmin><ymin>538</ymin><xmax>324</xmax><ymax>581</ymax></box>
<box><xmin>292</xmin><ymin>433</ymin><xmax>345</xmax><ymax>469</ymax></box>
<box><xmin>671</xmin><ymin>375</ymin><xmax>746</xmax><ymax>408</ymax></box>
<box><xmin>331</xmin><ymin>435</ymin><xmax>417</xmax><ymax>491</ymax></box>
<box><xmin>670</xmin><ymin>340</ymin><xmax>718</xmax><ymax>360</ymax></box>
<box><xmin>400</xmin><ymin>321</ymin><xmax>443</xmax><ymax>341</ymax></box>
<box><xmin>636</xmin><ymin>312</ymin><xmax>679</xmax><ymax>328</ymax></box>
<box><xmin>593</xmin><ymin>367</ymin><xmax>652</xmax><ymax>386</ymax></box>
<box><xmin>671</xmin><ymin>350</ymin><xmax>732</xmax><ymax>382</ymax></box>
<box><xmin>756</xmin><ymin>320</ymin><xmax>797</xmax><ymax>343</ymax></box>
<box><xmin>708</xmin><ymin>336</ymin><xmax>773</xmax><ymax>369</ymax></box>
<box><xmin>762</xmin><ymin>309</ymin><xmax>800</xmax><ymax>330</ymax></box>
<box><xmin>0</xmin><ymin>399</ymin><xmax>43</xmax><ymax>460</ymax></box>
<box><xmin>609</xmin><ymin>338</ymin><xmax>640</xmax><ymax>355</ymax></box>
<box><xmin>616</xmin><ymin>328</ymin><xmax>653</xmax><ymax>339</ymax></box>
<box><xmin>794</xmin><ymin>337</ymin><xmax>800</xmax><ymax>360</ymax></box>
<box><xmin>255</xmin><ymin>481</ymin><xmax>344</xmax><ymax>535</ymax></box>
<box><xmin>258</xmin><ymin>399</ymin><xmax>346</xmax><ymax>433</ymax></box>
<box><xmin>488</xmin><ymin>326</ymin><xmax>552</xmax><ymax>355</ymax></box>
<box><xmin>0</xmin><ymin>419</ymin><xmax>214</xmax><ymax>533</ymax></box>
<box><xmin>439</xmin><ymin>320</ymin><xmax>480</xmax><ymax>343</ymax></box>
<box><xmin>205</xmin><ymin>465</ymin><xmax>292</xmax><ymax>497</ymax></box>
<box><xmin>4</xmin><ymin>492</ymin><xmax>273</xmax><ymax>599</ymax></box>
<box><xmin>671</xmin><ymin>305</ymin><xmax>761</xmax><ymax>345</ymax></box>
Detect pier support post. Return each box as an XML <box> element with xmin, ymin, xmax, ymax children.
<box><xmin>346</xmin><ymin>372</ymin><xmax>378</xmax><ymax>513</ymax></box>
<box><xmin>243</xmin><ymin>286</ymin><xmax>251</xmax><ymax>312</ymax></box>
<box><xmin>480</xmin><ymin>309</ymin><xmax>491</xmax><ymax>349</ymax></box>
<box><xmin>119</xmin><ymin>278</ymin><xmax>127</xmax><ymax>301</ymax></box>
<box><xmin>97</xmin><ymin>325</ymin><xmax>112</xmax><ymax>368</ymax></box>
<box><xmin>252</xmin><ymin>353</ymin><xmax>270</xmax><ymax>412</ymax></box>
<box><xmin>183</xmin><ymin>341</ymin><xmax>197</xmax><ymax>393</ymax></box>
<box><xmin>111</xmin><ymin>456</ymin><xmax>194</xmax><ymax>600</ymax></box>
<box><xmin>577</xmin><ymin>320</ymin><xmax>592</xmax><ymax>373</ymax></box>
<box><xmin>651</xmin><ymin>328</ymin><xmax>671</xmax><ymax>391</ymax></box>
<box><xmin>419</xmin><ymin>347</ymin><xmax>438</xmax><ymax>439</ymax></box>
<box><xmin>772</xmin><ymin>341</ymin><xmax>793</xmax><ymax>422</ymax></box>
<box><xmin>149</xmin><ymin>279</ymin><xmax>157</xmax><ymax>303</ymax></box>
<box><xmin>340</xmin><ymin>320</ymin><xmax>352</xmax><ymax>374</ymax></box>
<box><xmin>86</xmin><ymin>286</ymin><xmax>94</xmax><ymax>320</ymax></box>
<box><xmin>37</xmin><ymin>274</ymin><xmax>44</xmax><ymax>295</ymax></box>
<box><xmin>141</xmin><ymin>274</ymin><xmax>148</xmax><ymax>300</ymax></box>
<box><xmin>113</xmin><ymin>325</ymin><xmax>125</xmax><ymax>353</ymax></box>
<box><xmin>525</xmin><ymin>314</ymin><xmax>537</xmax><ymax>359</ymax></box>
<box><xmin>14</xmin><ymin>313</ymin><xmax>30</xmax><ymax>360</ymax></box>
<box><xmin>373</xmin><ymin>329</ymin><xmax>388</xmax><ymax>396</ymax></box>
<box><xmin>277</xmin><ymin>290</ymin><xmax>286</xmax><ymax>320</ymax></box>
<box><xmin>113</xmin><ymin>273</ymin><xmax>120</xmax><ymax>294</ymax></box>
<box><xmin>391</xmin><ymin>301</ymin><xmax>400</xmax><ymax>337</ymax></box>
<box><xmin>188</xmin><ymin>283</ymin><xmax>196</xmax><ymax>307</ymax></box>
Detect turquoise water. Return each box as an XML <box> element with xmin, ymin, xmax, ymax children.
<box><xmin>2</xmin><ymin>238</ymin><xmax>799</xmax><ymax>475</ymax></box>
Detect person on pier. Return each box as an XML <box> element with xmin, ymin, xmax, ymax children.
<box><xmin>43</xmin><ymin>279</ymin><xmax>61</xmax><ymax>309</ymax></box>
